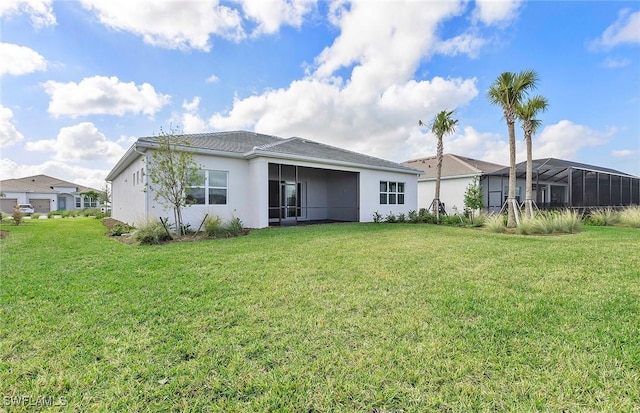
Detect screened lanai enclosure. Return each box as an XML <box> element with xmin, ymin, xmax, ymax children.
<box><xmin>484</xmin><ymin>158</ymin><xmax>640</xmax><ymax>212</ymax></box>
<box><xmin>268</xmin><ymin>163</ymin><xmax>359</xmax><ymax>226</ymax></box>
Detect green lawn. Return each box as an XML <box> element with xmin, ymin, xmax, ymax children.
<box><xmin>1</xmin><ymin>218</ymin><xmax>639</xmax><ymax>411</ymax></box>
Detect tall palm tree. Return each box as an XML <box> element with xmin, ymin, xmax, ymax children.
<box><xmin>487</xmin><ymin>70</ymin><xmax>539</xmax><ymax>227</ymax></box>
<box><xmin>419</xmin><ymin>110</ymin><xmax>458</xmax><ymax>221</ymax></box>
<box><xmin>516</xmin><ymin>95</ymin><xmax>549</xmax><ymax>218</ymax></box>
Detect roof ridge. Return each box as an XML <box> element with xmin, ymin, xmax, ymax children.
<box><xmin>253</xmin><ymin>137</ymin><xmax>296</xmax><ymax>151</ymax></box>
<box><xmin>448</xmin><ymin>154</ymin><xmax>481</xmax><ymax>173</ymax></box>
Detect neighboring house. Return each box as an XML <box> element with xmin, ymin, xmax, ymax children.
<box><xmin>485</xmin><ymin>158</ymin><xmax>640</xmax><ymax>212</ymax></box>
<box><xmin>105</xmin><ymin>131</ymin><xmax>420</xmax><ymax>229</ymax></box>
<box><xmin>402</xmin><ymin>154</ymin><xmax>505</xmax><ymax>214</ymax></box>
<box><xmin>0</xmin><ymin>175</ymin><xmax>101</xmax><ymax>214</ymax></box>
<box><xmin>404</xmin><ymin>154</ymin><xmax>640</xmax><ymax>214</ymax></box>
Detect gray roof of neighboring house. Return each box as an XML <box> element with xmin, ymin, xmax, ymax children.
<box><xmin>121</xmin><ymin>131</ymin><xmax>419</xmax><ymax>175</ymax></box>
<box><xmin>402</xmin><ymin>154</ymin><xmax>506</xmax><ymax>179</ymax></box>
<box><xmin>0</xmin><ymin>174</ymin><xmax>97</xmax><ymax>194</ymax></box>
<box><xmin>489</xmin><ymin>158</ymin><xmax>638</xmax><ymax>181</ymax></box>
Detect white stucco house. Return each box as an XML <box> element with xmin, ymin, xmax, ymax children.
<box><xmin>402</xmin><ymin>154</ymin><xmax>505</xmax><ymax>214</ymax></box>
<box><xmin>0</xmin><ymin>174</ymin><xmax>101</xmax><ymax>214</ymax></box>
<box><xmin>105</xmin><ymin>131</ymin><xmax>420</xmax><ymax>229</ymax></box>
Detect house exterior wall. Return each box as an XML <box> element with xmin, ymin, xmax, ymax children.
<box><xmin>110</xmin><ymin>149</ymin><xmax>418</xmax><ymax>229</ymax></box>
<box><xmin>360</xmin><ymin>169</ymin><xmax>418</xmax><ymax>221</ymax></box>
<box><xmin>417</xmin><ymin>175</ymin><xmax>474</xmax><ymax>214</ymax></box>
<box><xmin>155</xmin><ymin>154</ymin><xmax>255</xmax><ymax>229</ymax></box>
<box><xmin>111</xmin><ymin>155</ymin><xmax>148</xmax><ymax>225</ymax></box>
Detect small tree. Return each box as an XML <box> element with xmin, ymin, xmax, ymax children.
<box><xmin>146</xmin><ymin>125</ymin><xmax>201</xmax><ymax>236</ymax></box>
<box><xmin>99</xmin><ymin>183</ymin><xmax>111</xmax><ymax>205</ymax></box>
<box><xmin>463</xmin><ymin>176</ymin><xmax>483</xmax><ymax>224</ymax></box>
<box><xmin>81</xmin><ymin>190</ymin><xmax>101</xmax><ymax>208</ymax></box>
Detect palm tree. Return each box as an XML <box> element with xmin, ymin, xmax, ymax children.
<box><xmin>419</xmin><ymin>110</ymin><xmax>458</xmax><ymax>221</ymax></box>
<box><xmin>487</xmin><ymin>70</ymin><xmax>539</xmax><ymax>227</ymax></box>
<box><xmin>516</xmin><ymin>95</ymin><xmax>549</xmax><ymax>218</ymax></box>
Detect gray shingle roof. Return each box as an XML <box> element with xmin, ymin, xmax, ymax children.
<box><xmin>138</xmin><ymin>131</ymin><xmax>418</xmax><ymax>173</ymax></box>
<box><xmin>489</xmin><ymin>158</ymin><xmax>638</xmax><ymax>180</ymax></box>
<box><xmin>139</xmin><ymin>131</ymin><xmax>283</xmax><ymax>154</ymax></box>
<box><xmin>402</xmin><ymin>154</ymin><xmax>506</xmax><ymax>179</ymax></box>
<box><xmin>0</xmin><ymin>174</ymin><xmax>98</xmax><ymax>193</ymax></box>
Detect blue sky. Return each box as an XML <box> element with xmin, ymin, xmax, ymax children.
<box><xmin>1</xmin><ymin>0</ymin><xmax>639</xmax><ymax>189</ymax></box>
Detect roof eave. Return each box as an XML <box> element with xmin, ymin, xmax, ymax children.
<box><xmin>246</xmin><ymin>149</ymin><xmax>421</xmax><ymax>175</ymax></box>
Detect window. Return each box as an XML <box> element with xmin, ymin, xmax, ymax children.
<box><xmin>187</xmin><ymin>170</ymin><xmax>228</xmax><ymax>205</ymax></box>
<box><xmin>83</xmin><ymin>197</ymin><xmax>97</xmax><ymax>208</ymax></box>
<box><xmin>380</xmin><ymin>181</ymin><xmax>405</xmax><ymax>205</ymax></box>
<box><xmin>75</xmin><ymin>197</ymin><xmax>81</xmax><ymax>208</ymax></box>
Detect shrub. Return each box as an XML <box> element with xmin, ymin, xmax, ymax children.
<box><xmin>385</xmin><ymin>212</ymin><xmax>397</xmax><ymax>223</ymax></box>
<box><xmin>397</xmin><ymin>213</ymin><xmax>406</xmax><ymax>223</ymax></box>
<box><xmin>134</xmin><ymin>219</ymin><xmax>173</xmax><ymax>245</ymax></box>
<box><xmin>418</xmin><ymin>208</ymin><xmax>436</xmax><ymax>224</ymax></box>
<box><xmin>0</xmin><ymin>211</ymin><xmax>3</xmax><ymax>222</ymax></box>
<box><xmin>111</xmin><ymin>223</ymin><xmax>133</xmax><ymax>236</ymax></box>
<box><xmin>618</xmin><ymin>205</ymin><xmax>640</xmax><ymax>228</ymax></box>
<box><xmin>204</xmin><ymin>215</ymin><xmax>227</xmax><ymax>238</ymax></box>
<box><xmin>12</xmin><ymin>207</ymin><xmax>24</xmax><ymax>225</ymax></box>
<box><xmin>226</xmin><ymin>217</ymin><xmax>244</xmax><ymax>236</ymax></box>
<box><xmin>83</xmin><ymin>208</ymin><xmax>100</xmax><ymax>217</ymax></box>
<box><xmin>441</xmin><ymin>214</ymin><xmax>465</xmax><ymax>226</ymax></box>
<box><xmin>95</xmin><ymin>212</ymin><xmax>105</xmax><ymax>220</ymax></box>
<box><xmin>407</xmin><ymin>210</ymin><xmax>420</xmax><ymax>223</ymax></box>
<box><xmin>31</xmin><ymin>213</ymin><xmax>41</xmax><ymax>219</ymax></box>
<box><xmin>586</xmin><ymin>208</ymin><xmax>618</xmax><ymax>226</ymax></box>
<box><xmin>372</xmin><ymin>211</ymin><xmax>383</xmax><ymax>223</ymax></box>
<box><xmin>485</xmin><ymin>213</ymin><xmax>506</xmax><ymax>233</ymax></box>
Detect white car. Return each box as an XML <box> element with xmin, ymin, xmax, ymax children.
<box><xmin>17</xmin><ymin>204</ymin><xmax>35</xmax><ymax>215</ymax></box>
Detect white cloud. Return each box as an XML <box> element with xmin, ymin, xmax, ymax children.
<box><xmin>80</xmin><ymin>0</ymin><xmax>245</xmax><ymax>51</ymax></box>
<box><xmin>533</xmin><ymin>120</ymin><xmax>615</xmax><ymax>159</ymax></box>
<box><xmin>603</xmin><ymin>56</ymin><xmax>631</xmax><ymax>68</ymax></box>
<box><xmin>0</xmin><ymin>105</ymin><xmax>25</xmax><ymax>148</ymax></box>
<box><xmin>590</xmin><ymin>9</ymin><xmax>640</xmax><ymax>50</ymax></box>
<box><xmin>42</xmin><ymin>76</ymin><xmax>170</xmax><ymax>118</ymax></box>
<box><xmin>0</xmin><ymin>158</ymin><xmax>109</xmax><ymax>190</ymax></box>
<box><xmin>25</xmin><ymin>122</ymin><xmax>127</xmax><ymax>163</ymax></box>
<box><xmin>182</xmin><ymin>97</ymin><xmax>201</xmax><ymax>112</ymax></box>
<box><xmin>237</xmin><ymin>0</ymin><xmax>316</xmax><ymax>36</ymax></box>
<box><xmin>612</xmin><ymin>148</ymin><xmax>640</xmax><ymax>157</ymax></box>
<box><xmin>0</xmin><ymin>43</ymin><xmax>47</xmax><ymax>76</ymax></box>
<box><xmin>434</xmin><ymin>32</ymin><xmax>486</xmax><ymax>58</ymax></box>
<box><xmin>314</xmin><ymin>1</ymin><xmax>465</xmax><ymax>85</ymax></box>
<box><xmin>181</xmin><ymin>113</ymin><xmax>208</xmax><ymax>134</ymax></box>
<box><xmin>205</xmin><ymin>74</ymin><xmax>220</xmax><ymax>83</ymax></box>
<box><xmin>0</xmin><ymin>0</ymin><xmax>56</xmax><ymax>28</ymax></box>
<box><xmin>209</xmin><ymin>76</ymin><xmax>478</xmax><ymax>162</ymax></box>
<box><xmin>207</xmin><ymin>2</ymin><xmax>483</xmax><ymax>162</ymax></box>
<box><xmin>473</xmin><ymin>0</ymin><xmax>522</xmax><ymax>26</ymax></box>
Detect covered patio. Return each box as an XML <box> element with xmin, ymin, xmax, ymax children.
<box><xmin>268</xmin><ymin>163</ymin><xmax>359</xmax><ymax>226</ymax></box>
<box><xmin>484</xmin><ymin>158</ymin><xmax>640</xmax><ymax>211</ymax></box>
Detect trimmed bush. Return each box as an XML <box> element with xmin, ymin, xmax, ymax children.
<box><xmin>12</xmin><ymin>207</ymin><xmax>24</xmax><ymax>225</ymax></box>
<box><xmin>134</xmin><ymin>219</ymin><xmax>173</xmax><ymax>245</ymax></box>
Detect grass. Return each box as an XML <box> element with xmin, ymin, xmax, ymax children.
<box><xmin>1</xmin><ymin>219</ymin><xmax>639</xmax><ymax>411</ymax></box>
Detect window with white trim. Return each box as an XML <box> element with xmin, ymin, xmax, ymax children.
<box><xmin>380</xmin><ymin>181</ymin><xmax>405</xmax><ymax>205</ymax></box>
<box><xmin>187</xmin><ymin>170</ymin><xmax>228</xmax><ymax>205</ymax></box>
